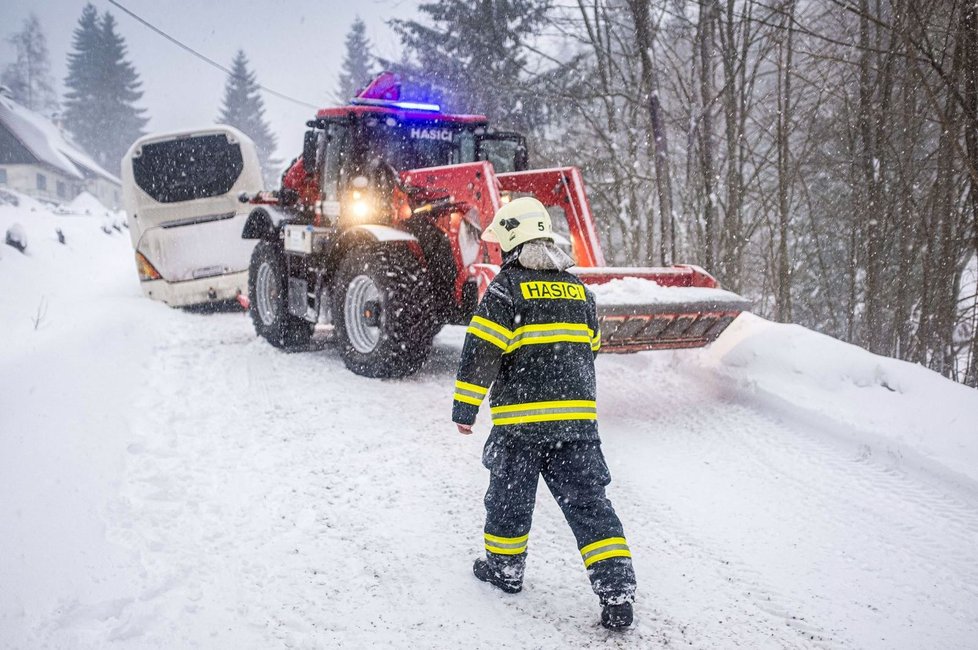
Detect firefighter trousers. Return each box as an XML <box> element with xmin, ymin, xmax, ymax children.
<box><xmin>481</xmin><ymin>435</ymin><xmax>637</xmax><ymax>602</ymax></box>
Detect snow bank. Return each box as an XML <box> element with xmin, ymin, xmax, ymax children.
<box><xmin>0</xmin><ymin>187</ymin><xmax>48</xmax><ymax>211</ymax></box>
<box><xmin>67</xmin><ymin>190</ymin><xmax>112</xmax><ymax>216</ymax></box>
<box><xmin>700</xmin><ymin>312</ymin><xmax>978</xmax><ymax>486</ymax></box>
<box><xmin>5</xmin><ymin>222</ymin><xmax>27</xmax><ymax>252</ymax></box>
<box><xmin>0</xmin><ymin>189</ymin><xmax>137</xmax><ymax>343</ymax></box>
<box><xmin>0</xmin><ymin>192</ymin><xmax>159</xmax><ymax>646</ymax></box>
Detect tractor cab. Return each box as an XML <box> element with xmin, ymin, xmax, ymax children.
<box><xmin>308</xmin><ymin>106</ymin><xmax>527</xmax><ymax>175</ymax></box>
<box><xmin>293</xmin><ymin>85</ymin><xmax>528</xmax><ymax>227</ymax></box>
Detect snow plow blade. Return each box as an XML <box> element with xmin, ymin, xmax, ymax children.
<box><xmin>574</xmin><ymin>266</ymin><xmax>751</xmax><ymax>353</ymax></box>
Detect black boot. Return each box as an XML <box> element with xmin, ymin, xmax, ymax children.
<box><xmin>473</xmin><ymin>558</ymin><xmax>522</xmax><ymax>594</ymax></box>
<box><xmin>601</xmin><ymin>601</ymin><xmax>633</xmax><ymax>630</ymax></box>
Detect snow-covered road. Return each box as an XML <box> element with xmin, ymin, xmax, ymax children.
<box><xmin>3</xmin><ymin>204</ymin><xmax>978</xmax><ymax>648</ymax></box>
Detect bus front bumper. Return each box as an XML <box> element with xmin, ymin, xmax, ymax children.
<box><xmin>140</xmin><ymin>270</ymin><xmax>249</xmax><ymax>308</ymax></box>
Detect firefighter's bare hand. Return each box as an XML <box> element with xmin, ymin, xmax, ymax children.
<box><xmin>456</xmin><ymin>423</ymin><xmax>474</xmax><ymax>435</ymax></box>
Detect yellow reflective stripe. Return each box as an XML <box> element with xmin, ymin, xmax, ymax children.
<box><xmin>513</xmin><ymin>322</ymin><xmax>593</xmax><ymax>334</ymax></box>
<box><xmin>454</xmin><ymin>380</ymin><xmax>489</xmax><ymax>406</ymax></box>
<box><xmin>491</xmin><ymin>400</ymin><xmax>597</xmax><ymax>414</ymax></box>
<box><xmin>467</xmin><ymin>326</ymin><xmax>509</xmax><ymax>351</ymax></box>
<box><xmin>507</xmin><ymin>334</ymin><xmax>591</xmax><ymax>352</ymax></box>
<box><xmin>485</xmin><ymin>545</ymin><xmax>527</xmax><ymax>555</ymax></box>
<box><xmin>485</xmin><ymin>531</ymin><xmax>528</xmax><ymax>555</ymax></box>
<box><xmin>580</xmin><ymin>536</ymin><xmax>631</xmax><ymax>567</ymax></box>
<box><xmin>453</xmin><ymin>393</ymin><xmax>483</xmax><ymax>406</ymax></box>
<box><xmin>591</xmin><ymin>333</ymin><xmax>601</xmax><ymax>351</ymax></box>
<box><xmin>580</xmin><ymin>537</ymin><xmax>628</xmax><ymax>555</ymax></box>
<box><xmin>503</xmin><ymin>322</ymin><xmax>596</xmax><ymax>353</ymax></box>
<box><xmin>485</xmin><ymin>532</ymin><xmax>529</xmax><ymax>544</ymax></box>
<box><xmin>455</xmin><ymin>380</ymin><xmax>488</xmax><ymax>396</ymax></box>
<box><xmin>493</xmin><ymin>412</ymin><xmax>597</xmax><ymax>425</ymax></box>
<box><xmin>490</xmin><ymin>400</ymin><xmax>597</xmax><ymax>426</ymax></box>
<box><xmin>470</xmin><ymin>315</ymin><xmax>513</xmax><ymax>339</ymax></box>
<box><xmin>583</xmin><ymin>548</ymin><xmax>632</xmax><ymax>567</ymax></box>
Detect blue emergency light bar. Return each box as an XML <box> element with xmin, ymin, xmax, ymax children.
<box><xmin>350</xmin><ymin>97</ymin><xmax>442</xmax><ymax>112</ymax></box>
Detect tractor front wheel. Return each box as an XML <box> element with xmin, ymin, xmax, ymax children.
<box><xmin>248</xmin><ymin>240</ymin><xmax>313</xmax><ymax>349</ymax></box>
<box><xmin>333</xmin><ymin>246</ymin><xmax>434</xmax><ymax>378</ymax></box>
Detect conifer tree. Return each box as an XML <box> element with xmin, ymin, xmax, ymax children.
<box><xmin>217</xmin><ymin>50</ymin><xmax>279</xmax><ymax>185</ymax></box>
<box><xmin>62</xmin><ymin>4</ymin><xmax>100</xmax><ymax>149</ymax></box>
<box><xmin>1</xmin><ymin>13</ymin><xmax>58</xmax><ymax>113</ymax></box>
<box><xmin>336</xmin><ymin>18</ymin><xmax>374</xmax><ymax>102</ymax></box>
<box><xmin>390</xmin><ymin>1</ymin><xmax>550</xmax><ymax>131</ymax></box>
<box><xmin>96</xmin><ymin>12</ymin><xmax>148</xmax><ymax>171</ymax></box>
<box><xmin>62</xmin><ymin>4</ymin><xmax>147</xmax><ymax>174</ymax></box>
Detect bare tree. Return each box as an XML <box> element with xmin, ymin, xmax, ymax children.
<box><xmin>626</xmin><ymin>0</ymin><xmax>675</xmax><ymax>264</ymax></box>
<box><xmin>517</xmin><ymin>0</ymin><xmax>977</xmax><ymax>384</ymax></box>
<box><xmin>1</xmin><ymin>13</ymin><xmax>58</xmax><ymax>113</ymax></box>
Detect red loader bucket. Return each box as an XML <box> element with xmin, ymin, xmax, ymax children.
<box><xmin>574</xmin><ymin>266</ymin><xmax>751</xmax><ymax>353</ymax></box>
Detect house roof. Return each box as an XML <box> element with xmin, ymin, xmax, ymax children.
<box><xmin>0</xmin><ymin>94</ymin><xmax>120</xmax><ymax>185</ymax></box>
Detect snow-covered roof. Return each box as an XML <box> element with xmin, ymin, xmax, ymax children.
<box><xmin>0</xmin><ymin>95</ymin><xmax>120</xmax><ymax>185</ymax></box>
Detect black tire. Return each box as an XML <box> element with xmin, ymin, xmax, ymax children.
<box><xmin>332</xmin><ymin>246</ymin><xmax>435</xmax><ymax>378</ymax></box>
<box><xmin>248</xmin><ymin>240</ymin><xmax>313</xmax><ymax>349</ymax></box>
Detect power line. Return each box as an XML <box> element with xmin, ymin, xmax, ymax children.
<box><xmin>106</xmin><ymin>0</ymin><xmax>320</xmax><ymax>110</ymax></box>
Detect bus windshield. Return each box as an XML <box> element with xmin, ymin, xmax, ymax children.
<box><xmin>132</xmin><ymin>133</ymin><xmax>244</xmax><ymax>203</ymax></box>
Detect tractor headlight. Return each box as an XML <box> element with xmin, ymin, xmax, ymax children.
<box><xmin>340</xmin><ymin>184</ymin><xmax>392</xmax><ymax>225</ymax></box>
<box><xmin>349</xmin><ymin>190</ymin><xmax>373</xmax><ymax>220</ymax></box>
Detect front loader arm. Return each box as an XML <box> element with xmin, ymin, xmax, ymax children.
<box><xmin>399</xmin><ymin>161</ymin><xmax>506</xmax><ymax>304</ymax></box>
<box><xmin>497</xmin><ymin>167</ymin><xmax>604</xmax><ymax>267</ymax></box>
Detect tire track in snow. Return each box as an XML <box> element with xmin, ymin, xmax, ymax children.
<box><xmin>89</xmin><ymin>315</ymin><xmax>978</xmax><ymax>649</ymax></box>
<box><xmin>603</xmin><ymin>403</ymin><xmax>847</xmax><ymax>647</ymax></box>
<box><xmin>105</xmin><ymin>315</ymin><xmax>572</xmax><ymax>647</ymax></box>
<box><xmin>597</xmin><ymin>352</ymin><xmax>978</xmax><ymax>649</ymax></box>
<box><xmin>706</xmin><ymin>383</ymin><xmax>978</xmax><ymax>643</ymax></box>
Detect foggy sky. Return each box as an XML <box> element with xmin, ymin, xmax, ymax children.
<box><xmin>0</xmin><ymin>0</ymin><xmax>421</xmax><ymax>173</ymax></box>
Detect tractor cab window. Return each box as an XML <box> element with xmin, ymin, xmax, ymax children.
<box><xmin>320</xmin><ymin>123</ymin><xmax>348</xmax><ymax>202</ymax></box>
<box><xmin>475</xmin><ymin>133</ymin><xmax>528</xmax><ymax>173</ymax></box>
<box><xmin>363</xmin><ymin>120</ymin><xmax>462</xmax><ymax>172</ymax></box>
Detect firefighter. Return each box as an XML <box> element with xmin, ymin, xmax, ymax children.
<box><xmin>452</xmin><ymin>197</ymin><xmax>637</xmax><ymax>630</ymax></box>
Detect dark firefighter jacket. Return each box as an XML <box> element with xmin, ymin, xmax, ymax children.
<box><xmin>452</xmin><ymin>258</ymin><xmax>602</xmax><ymax>443</ymax></box>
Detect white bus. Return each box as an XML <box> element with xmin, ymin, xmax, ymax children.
<box><xmin>121</xmin><ymin>126</ymin><xmax>263</xmax><ymax>307</ymax></box>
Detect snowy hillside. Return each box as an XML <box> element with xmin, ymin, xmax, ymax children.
<box><xmin>1</xmin><ymin>194</ymin><xmax>977</xmax><ymax>649</ymax></box>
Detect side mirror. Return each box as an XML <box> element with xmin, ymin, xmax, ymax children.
<box><xmin>514</xmin><ymin>143</ymin><xmax>529</xmax><ymax>172</ymax></box>
<box><xmin>302</xmin><ymin>130</ymin><xmax>318</xmax><ymax>175</ymax></box>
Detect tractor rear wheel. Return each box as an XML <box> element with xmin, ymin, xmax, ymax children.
<box><xmin>248</xmin><ymin>240</ymin><xmax>313</xmax><ymax>349</ymax></box>
<box><xmin>333</xmin><ymin>246</ymin><xmax>434</xmax><ymax>378</ymax></box>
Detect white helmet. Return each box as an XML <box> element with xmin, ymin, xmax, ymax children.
<box><xmin>482</xmin><ymin>197</ymin><xmax>557</xmax><ymax>252</ymax></box>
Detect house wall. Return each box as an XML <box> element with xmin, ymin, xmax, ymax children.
<box><xmin>0</xmin><ymin>163</ymin><xmax>121</xmax><ymax>208</ymax></box>
<box><xmin>86</xmin><ymin>176</ymin><xmax>122</xmax><ymax>210</ymax></box>
<box><xmin>0</xmin><ymin>163</ymin><xmax>84</xmax><ymax>203</ymax></box>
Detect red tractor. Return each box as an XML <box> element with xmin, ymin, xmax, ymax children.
<box><xmin>241</xmin><ymin>73</ymin><xmax>749</xmax><ymax>377</ymax></box>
